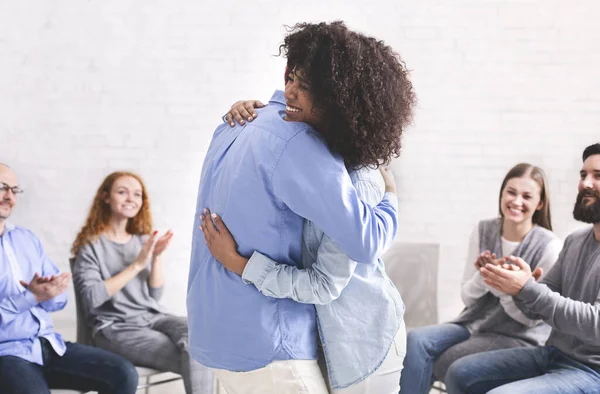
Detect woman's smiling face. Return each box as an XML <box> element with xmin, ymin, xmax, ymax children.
<box><xmin>283</xmin><ymin>68</ymin><xmax>324</xmax><ymax>129</ymax></box>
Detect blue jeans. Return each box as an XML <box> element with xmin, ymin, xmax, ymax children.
<box><xmin>0</xmin><ymin>339</ymin><xmax>139</xmax><ymax>394</ymax></box>
<box><xmin>445</xmin><ymin>346</ymin><xmax>600</xmax><ymax>394</ymax></box>
<box><xmin>399</xmin><ymin>323</ymin><xmax>470</xmax><ymax>394</ymax></box>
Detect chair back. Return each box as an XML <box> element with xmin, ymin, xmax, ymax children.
<box><xmin>69</xmin><ymin>258</ymin><xmax>95</xmax><ymax>346</ymax></box>
<box><xmin>383</xmin><ymin>241</ymin><xmax>440</xmax><ymax>328</ymax></box>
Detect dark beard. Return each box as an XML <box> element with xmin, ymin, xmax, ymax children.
<box><xmin>573</xmin><ymin>189</ymin><xmax>600</xmax><ymax>224</ymax></box>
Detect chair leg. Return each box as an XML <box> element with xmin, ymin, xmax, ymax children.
<box><xmin>145</xmin><ymin>375</ymin><xmax>150</xmax><ymax>394</ymax></box>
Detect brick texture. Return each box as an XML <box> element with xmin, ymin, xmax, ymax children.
<box><xmin>1</xmin><ymin>0</ymin><xmax>599</xmax><ymax>326</ymax></box>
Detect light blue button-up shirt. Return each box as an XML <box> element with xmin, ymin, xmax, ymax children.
<box><xmin>188</xmin><ymin>90</ymin><xmax>398</xmax><ymax>371</ymax></box>
<box><xmin>242</xmin><ymin>168</ymin><xmax>405</xmax><ymax>388</ymax></box>
<box><xmin>0</xmin><ymin>222</ymin><xmax>67</xmax><ymax>365</ymax></box>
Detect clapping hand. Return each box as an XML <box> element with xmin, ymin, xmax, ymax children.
<box><xmin>20</xmin><ymin>272</ymin><xmax>71</xmax><ymax>303</ymax></box>
<box><xmin>475</xmin><ymin>250</ymin><xmax>500</xmax><ymax>269</ymax></box>
<box><xmin>479</xmin><ymin>256</ymin><xmax>536</xmax><ymax>296</ymax></box>
<box><xmin>153</xmin><ymin>230</ymin><xmax>174</xmax><ymax>258</ymax></box>
<box><xmin>134</xmin><ymin>231</ymin><xmax>159</xmax><ymax>269</ymax></box>
<box><xmin>497</xmin><ymin>260</ymin><xmax>544</xmax><ymax>282</ymax></box>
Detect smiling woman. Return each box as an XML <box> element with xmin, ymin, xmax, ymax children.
<box><xmin>497</xmin><ymin>163</ymin><xmax>553</xmax><ymax>236</ymax></box>
<box><xmin>225</xmin><ymin>21</ymin><xmax>416</xmax><ymax>170</ymax></box>
<box><xmin>70</xmin><ymin>171</ymin><xmax>214</xmax><ymax>394</ymax></box>
<box><xmin>399</xmin><ymin>162</ymin><xmax>563</xmax><ymax>394</ymax></box>
<box><xmin>282</xmin><ymin>68</ymin><xmax>324</xmax><ymax>127</ymax></box>
<box><xmin>71</xmin><ymin>172</ymin><xmax>152</xmax><ymax>255</ymax></box>
<box><xmin>281</xmin><ymin>21</ymin><xmax>415</xmax><ymax>169</ymax></box>
<box><xmin>216</xmin><ymin>20</ymin><xmax>414</xmax><ymax>394</ymax></box>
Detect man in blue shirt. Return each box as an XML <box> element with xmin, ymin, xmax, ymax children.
<box><xmin>187</xmin><ymin>89</ymin><xmax>398</xmax><ymax>393</ymax></box>
<box><xmin>0</xmin><ymin>163</ymin><xmax>139</xmax><ymax>394</ymax></box>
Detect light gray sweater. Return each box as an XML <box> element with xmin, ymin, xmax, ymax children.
<box><xmin>73</xmin><ymin>234</ymin><xmax>163</xmax><ymax>333</ymax></box>
<box><xmin>515</xmin><ymin>226</ymin><xmax>600</xmax><ymax>368</ymax></box>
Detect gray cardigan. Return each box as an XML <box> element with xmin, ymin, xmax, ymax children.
<box><xmin>452</xmin><ymin>218</ymin><xmax>555</xmax><ymax>346</ymax></box>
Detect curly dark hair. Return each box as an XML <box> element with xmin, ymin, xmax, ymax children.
<box><xmin>279</xmin><ymin>21</ymin><xmax>416</xmax><ymax>169</ymax></box>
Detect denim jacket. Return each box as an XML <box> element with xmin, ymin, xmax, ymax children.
<box><xmin>242</xmin><ymin>168</ymin><xmax>405</xmax><ymax>388</ymax></box>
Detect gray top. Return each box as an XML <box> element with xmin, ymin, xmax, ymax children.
<box><xmin>453</xmin><ymin>218</ymin><xmax>556</xmax><ymax>346</ymax></box>
<box><xmin>515</xmin><ymin>227</ymin><xmax>600</xmax><ymax>368</ymax></box>
<box><xmin>73</xmin><ymin>234</ymin><xmax>163</xmax><ymax>333</ymax></box>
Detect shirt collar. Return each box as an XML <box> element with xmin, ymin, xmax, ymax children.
<box><xmin>1</xmin><ymin>221</ymin><xmax>15</xmax><ymax>236</ymax></box>
<box><xmin>269</xmin><ymin>90</ymin><xmax>285</xmax><ymax>106</ymax></box>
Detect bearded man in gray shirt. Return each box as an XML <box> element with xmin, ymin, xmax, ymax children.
<box><xmin>444</xmin><ymin>143</ymin><xmax>600</xmax><ymax>394</ymax></box>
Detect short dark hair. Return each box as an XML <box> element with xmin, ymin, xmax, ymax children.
<box><xmin>280</xmin><ymin>21</ymin><xmax>416</xmax><ymax>169</ymax></box>
<box><xmin>583</xmin><ymin>143</ymin><xmax>600</xmax><ymax>162</ymax></box>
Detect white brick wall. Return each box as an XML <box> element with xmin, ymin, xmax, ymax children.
<box><xmin>1</xmin><ymin>0</ymin><xmax>599</xmax><ymax>330</ymax></box>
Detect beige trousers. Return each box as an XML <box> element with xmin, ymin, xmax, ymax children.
<box><xmin>213</xmin><ymin>359</ymin><xmax>328</xmax><ymax>394</ymax></box>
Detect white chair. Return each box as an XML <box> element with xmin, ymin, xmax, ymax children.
<box><xmin>383</xmin><ymin>241</ymin><xmax>447</xmax><ymax>393</ymax></box>
<box><xmin>383</xmin><ymin>241</ymin><xmax>440</xmax><ymax>328</ymax></box>
<box><xmin>68</xmin><ymin>258</ymin><xmax>183</xmax><ymax>394</ymax></box>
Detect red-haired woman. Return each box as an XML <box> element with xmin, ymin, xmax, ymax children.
<box><xmin>71</xmin><ymin>171</ymin><xmax>213</xmax><ymax>394</ymax></box>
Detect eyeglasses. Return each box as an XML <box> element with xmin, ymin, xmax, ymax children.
<box><xmin>0</xmin><ymin>183</ymin><xmax>23</xmax><ymax>195</ymax></box>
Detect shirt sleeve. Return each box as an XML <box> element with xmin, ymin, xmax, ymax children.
<box><xmin>498</xmin><ymin>238</ymin><xmax>562</xmax><ymax>327</ymax></box>
<box><xmin>460</xmin><ymin>225</ymin><xmax>489</xmax><ymax>307</ymax></box>
<box><xmin>242</xmin><ymin>243</ymin><xmax>355</xmax><ymax>305</ymax></box>
<box><xmin>242</xmin><ymin>175</ymin><xmax>383</xmax><ymax>304</ymax></box>
<box><xmin>515</xmin><ymin>279</ymin><xmax>600</xmax><ymax>344</ymax></box>
<box><xmin>537</xmin><ymin>241</ymin><xmax>564</xmax><ymax>295</ymax></box>
<box><xmin>513</xmin><ymin>237</ymin><xmax>600</xmax><ymax>343</ymax></box>
<box><xmin>72</xmin><ymin>244</ymin><xmax>111</xmax><ymax>310</ymax></box>
<box><xmin>149</xmin><ymin>286</ymin><xmax>163</xmax><ymax>301</ymax></box>
<box><xmin>0</xmin><ymin>290</ymin><xmax>38</xmax><ymax>326</ymax></box>
<box><xmin>514</xmin><ymin>236</ymin><xmax>567</xmax><ymax>321</ymax></box>
<box><xmin>147</xmin><ymin>242</ymin><xmax>164</xmax><ymax>301</ymax></box>
<box><xmin>272</xmin><ymin>131</ymin><xmax>398</xmax><ymax>264</ymax></box>
<box><xmin>34</xmin><ymin>236</ymin><xmax>67</xmax><ymax>313</ymax></box>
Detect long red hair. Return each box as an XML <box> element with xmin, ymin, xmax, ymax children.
<box><xmin>71</xmin><ymin>171</ymin><xmax>152</xmax><ymax>256</ymax></box>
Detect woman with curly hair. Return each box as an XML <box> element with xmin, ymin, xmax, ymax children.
<box><xmin>71</xmin><ymin>172</ymin><xmax>214</xmax><ymax>394</ymax></box>
<box><xmin>201</xmin><ymin>21</ymin><xmax>415</xmax><ymax>394</ymax></box>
